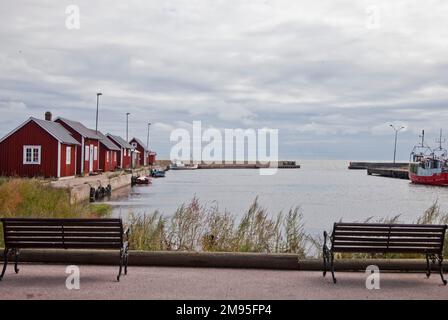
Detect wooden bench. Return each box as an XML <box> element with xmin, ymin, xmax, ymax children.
<box><xmin>0</xmin><ymin>218</ymin><xmax>129</xmax><ymax>282</ymax></box>
<box><xmin>323</xmin><ymin>223</ymin><xmax>447</xmax><ymax>285</ymax></box>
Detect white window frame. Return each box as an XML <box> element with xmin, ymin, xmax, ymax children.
<box><xmin>94</xmin><ymin>146</ymin><xmax>98</xmax><ymax>161</ymax></box>
<box><xmin>85</xmin><ymin>146</ymin><xmax>90</xmax><ymax>161</ymax></box>
<box><xmin>113</xmin><ymin>152</ymin><xmax>117</xmax><ymax>162</ymax></box>
<box><xmin>106</xmin><ymin>151</ymin><xmax>109</xmax><ymax>162</ymax></box>
<box><xmin>66</xmin><ymin>146</ymin><xmax>71</xmax><ymax>165</ymax></box>
<box><xmin>23</xmin><ymin>145</ymin><xmax>41</xmax><ymax>165</ymax></box>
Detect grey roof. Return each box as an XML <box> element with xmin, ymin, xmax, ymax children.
<box><xmin>30</xmin><ymin>117</ymin><xmax>80</xmax><ymax>145</ymax></box>
<box><xmin>96</xmin><ymin>131</ymin><xmax>120</xmax><ymax>151</ymax></box>
<box><xmin>107</xmin><ymin>134</ymin><xmax>133</xmax><ymax>149</ymax></box>
<box><xmin>130</xmin><ymin>137</ymin><xmax>149</xmax><ymax>152</ymax></box>
<box><xmin>56</xmin><ymin>117</ymin><xmax>101</xmax><ymax>139</ymax></box>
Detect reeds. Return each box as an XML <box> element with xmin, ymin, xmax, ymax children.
<box><xmin>0</xmin><ymin>178</ymin><xmax>112</xmax><ymax>246</ymax></box>
<box><xmin>127</xmin><ymin>197</ymin><xmax>309</xmax><ymax>257</ymax></box>
<box><xmin>127</xmin><ymin>198</ymin><xmax>448</xmax><ymax>258</ymax></box>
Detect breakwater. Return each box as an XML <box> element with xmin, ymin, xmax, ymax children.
<box><xmin>348</xmin><ymin>161</ymin><xmax>409</xmax><ymax>180</ymax></box>
<box><xmin>367</xmin><ymin>167</ymin><xmax>409</xmax><ymax>180</ymax></box>
<box><xmin>348</xmin><ymin>162</ymin><xmax>408</xmax><ymax>170</ymax></box>
<box><xmin>198</xmin><ymin>161</ymin><xmax>301</xmax><ymax>169</ymax></box>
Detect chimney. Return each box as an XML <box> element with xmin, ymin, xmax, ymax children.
<box><xmin>45</xmin><ymin>111</ymin><xmax>52</xmax><ymax>121</ymax></box>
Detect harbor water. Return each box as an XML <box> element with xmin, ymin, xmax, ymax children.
<box><xmin>107</xmin><ymin>160</ymin><xmax>448</xmax><ymax>235</ymax></box>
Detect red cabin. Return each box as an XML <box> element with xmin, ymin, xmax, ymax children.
<box><xmin>0</xmin><ymin>117</ymin><xmax>80</xmax><ymax>178</ymax></box>
<box><xmin>129</xmin><ymin>137</ymin><xmax>150</xmax><ymax>166</ymax></box>
<box><xmin>96</xmin><ymin>131</ymin><xmax>120</xmax><ymax>172</ymax></box>
<box><xmin>107</xmin><ymin>134</ymin><xmax>132</xmax><ymax>169</ymax></box>
<box><xmin>148</xmin><ymin>151</ymin><xmax>157</xmax><ymax>165</ymax></box>
<box><xmin>55</xmin><ymin>117</ymin><xmax>101</xmax><ymax>175</ymax></box>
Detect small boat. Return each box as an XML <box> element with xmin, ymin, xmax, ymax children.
<box><xmin>170</xmin><ymin>160</ymin><xmax>198</xmax><ymax>170</ymax></box>
<box><xmin>409</xmin><ymin>130</ymin><xmax>448</xmax><ymax>186</ymax></box>
<box><xmin>132</xmin><ymin>175</ymin><xmax>152</xmax><ymax>185</ymax></box>
<box><xmin>150</xmin><ymin>169</ymin><xmax>166</xmax><ymax>178</ymax></box>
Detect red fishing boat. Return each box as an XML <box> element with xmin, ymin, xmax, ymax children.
<box><xmin>409</xmin><ymin>130</ymin><xmax>448</xmax><ymax>186</ymax></box>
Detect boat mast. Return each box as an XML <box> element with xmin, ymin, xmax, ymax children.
<box><xmin>436</xmin><ymin>129</ymin><xmax>444</xmax><ymax>150</ymax></box>
<box><xmin>419</xmin><ymin>130</ymin><xmax>425</xmax><ymax>147</ymax></box>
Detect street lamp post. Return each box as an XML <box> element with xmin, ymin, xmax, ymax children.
<box><xmin>95</xmin><ymin>93</ymin><xmax>102</xmax><ymax>133</ymax></box>
<box><xmin>147</xmin><ymin>122</ymin><xmax>151</xmax><ymax>150</ymax></box>
<box><xmin>126</xmin><ymin>113</ymin><xmax>130</xmax><ymax>142</ymax></box>
<box><xmin>390</xmin><ymin>124</ymin><xmax>405</xmax><ymax>163</ymax></box>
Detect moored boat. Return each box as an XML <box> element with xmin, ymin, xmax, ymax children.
<box><xmin>170</xmin><ymin>160</ymin><xmax>198</xmax><ymax>170</ymax></box>
<box><xmin>131</xmin><ymin>175</ymin><xmax>152</xmax><ymax>185</ymax></box>
<box><xmin>409</xmin><ymin>130</ymin><xmax>448</xmax><ymax>186</ymax></box>
<box><xmin>150</xmin><ymin>168</ymin><xmax>166</xmax><ymax>178</ymax></box>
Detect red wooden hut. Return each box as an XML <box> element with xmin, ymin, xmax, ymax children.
<box><xmin>148</xmin><ymin>151</ymin><xmax>157</xmax><ymax>165</ymax></box>
<box><xmin>129</xmin><ymin>137</ymin><xmax>149</xmax><ymax>166</ymax></box>
<box><xmin>96</xmin><ymin>131</ymin><xmax>120</xmax><ymax>172</ymax></box>
<box><xmin>0</xmin><ymin>117</ymin><xmax>80</xmax><ymax>178</ymax></box>
<box><xmin>106</xmin><ymin>134</ymin><xmax>132</xmax><ymax>169</ymax></box>
<box><xmin>55</xmin><ymin>117</ymin><xmax>101</xmax><ymax>175</ymax></box>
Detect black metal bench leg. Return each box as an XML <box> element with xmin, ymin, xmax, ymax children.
<box><xmin>124</xmin><ymin>246</ymin><xmax>129</xmax><ymax>276</ymax></box>
<box><xmin>117</xmin><ymin>249</ymin><xmax>124</xmax><ymax>282</ymax></box>
<box><xmin>330</xmin><ymin>252</ymin><xmax>336</xmax><ymax>284</ymax></box>
<box><xmin>0</xmin><ymin>248</ymin><xmax>10</xmax><ymax>281</ymax></box>
<box><xmin>322</xmin><ymin>231</ymin><xmax>329</xmax><ymax>277</ymax></box>
<box><xmin>323</xmin><ymin>254</ymin><xmax>327</xmax><ymax>277</ymax></box>
<box><xmin>13</xmin><ymin>249</ymin><xmax>20</xmax><ymax>274</ymax></box>
<box><xmin>437</xmin><ymin>255</ymin><xmax>447</xmax><ymax>286</ymax></box>
<box><xmin>426</xmin><ymin>253</ymin><xmax>431</xmax><ymax>278</ymax></box>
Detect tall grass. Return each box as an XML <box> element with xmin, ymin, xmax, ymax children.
<box><xmin>127</xmin><ymin>197</ymin><xmax>309</xmax><ymax>257</ymax></box>
<box><xmin>127</xmin><ymin>198</ymin><xmax>448</xmax><ymax>258</ymax></box>
<box><xmin>0</xmin><ymin>178</ymin><xmax>112</xmax><ymax>246</ymax></box>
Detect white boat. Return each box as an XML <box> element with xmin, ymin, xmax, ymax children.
<box><xmin>170</xmin><ymin>160</ymin><xmax>199</xmax><ymax>170</ymax></box>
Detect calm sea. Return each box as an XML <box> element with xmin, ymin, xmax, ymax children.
<box><xmin>107</xmin><ymin>160</ymin><xmax>448</xmax><ymax>235</ymax></box>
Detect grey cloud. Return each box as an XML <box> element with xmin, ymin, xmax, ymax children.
<box><xmin>0</xmin><ymin>0</ymin><xmax>447</xmax><ymax>160</ymax></box>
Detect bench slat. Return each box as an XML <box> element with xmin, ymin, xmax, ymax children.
<box><xmin>6</xmin><ymin>237</ymin><xmax>121</xmax><ymax>242</ymax></box>
<box><xmin>334</xmin><ymin>242</ymin><xmax>441</xmax><ymax>249</ymax></box>
<box><xmin>4</xmin><ymin>221</ymin><xmax>121</xmax><ymax>227</ymax></box>
<box><xmin>5</xmin><ymin>227</ymin><xmax>122</xmax><ymax>232</ymax></box>
<box><xmin>335</xmin><ymin>227</ymin><xmax>444</xmax><ymax>233</ymax></box>
<box><xmin>6</xmin><ymin>243</ymin><xmax>123</xmax><ymax>249</ymax></box>
<box><xmin>333</xmin><ymin>247</ymin><xmax>442</xmax><ymax>254</ymax></box>
<box><xmin>4</xmin><ymin>232</ymin><xmax>122</xmax><ymax>237</ymax></box>
<box><xmin>335</xmin><ymin>223</ymin><xmax>444</xmax><ymax>228</ymax></box>
<box><xmin>334</xmin><ymin>231</ymin><xmax>443</xmax><ymax>238</ymax></box>
<box><xmin>333</xmin><ymin>236</ymin><xmax>442</xmax><ymax>243</ymax></box>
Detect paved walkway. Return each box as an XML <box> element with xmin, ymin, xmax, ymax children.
<box><xmin>0</xmin><ymin>264</ymin><xmax>446</xmax><ymax>300</ymax></box>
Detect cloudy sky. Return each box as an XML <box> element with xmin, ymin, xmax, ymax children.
<box><xmin>1</xmin><ymin>0</ymin><xmax>448</xmax><ymax>160</ymax></box>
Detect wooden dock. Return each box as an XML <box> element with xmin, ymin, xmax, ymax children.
<box><xmin>367</xmin><ymin>167</ymin><xmax>409</xmax><ymax>180</ymax></box>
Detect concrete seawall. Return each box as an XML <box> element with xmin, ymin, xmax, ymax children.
<box><xmin>67</xmin><ymin>173</ymin><xmax>132</xmax><ymax>203</ymax></box>
<box><xmin>51</xmin><ymin>168</ymin><xmax>149</xmax><ymax>203</ymax></box>
<box><xmin>2</xmin><ymin>249</ymin><xmax>445</xmax><ymax>272</ymax></box>
<box><xmin>367</xmin><ymin>167</ymin><xmax>410</xmax><ymax>180</ymax></box>
<box><xmin>348</xmin><ymin>162</ymin><xmax>408</xmax><ymax>170</ymax></box>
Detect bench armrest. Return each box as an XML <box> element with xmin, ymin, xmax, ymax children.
<box><xmin>123</xmin><ymin>227</ymin><xmax>130</xmax><ymax>240</ymax></box>
<box><xmin>323</xmin><ymin>230</ymin><xmax>332</xmax><ymax>253</ymax></box>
